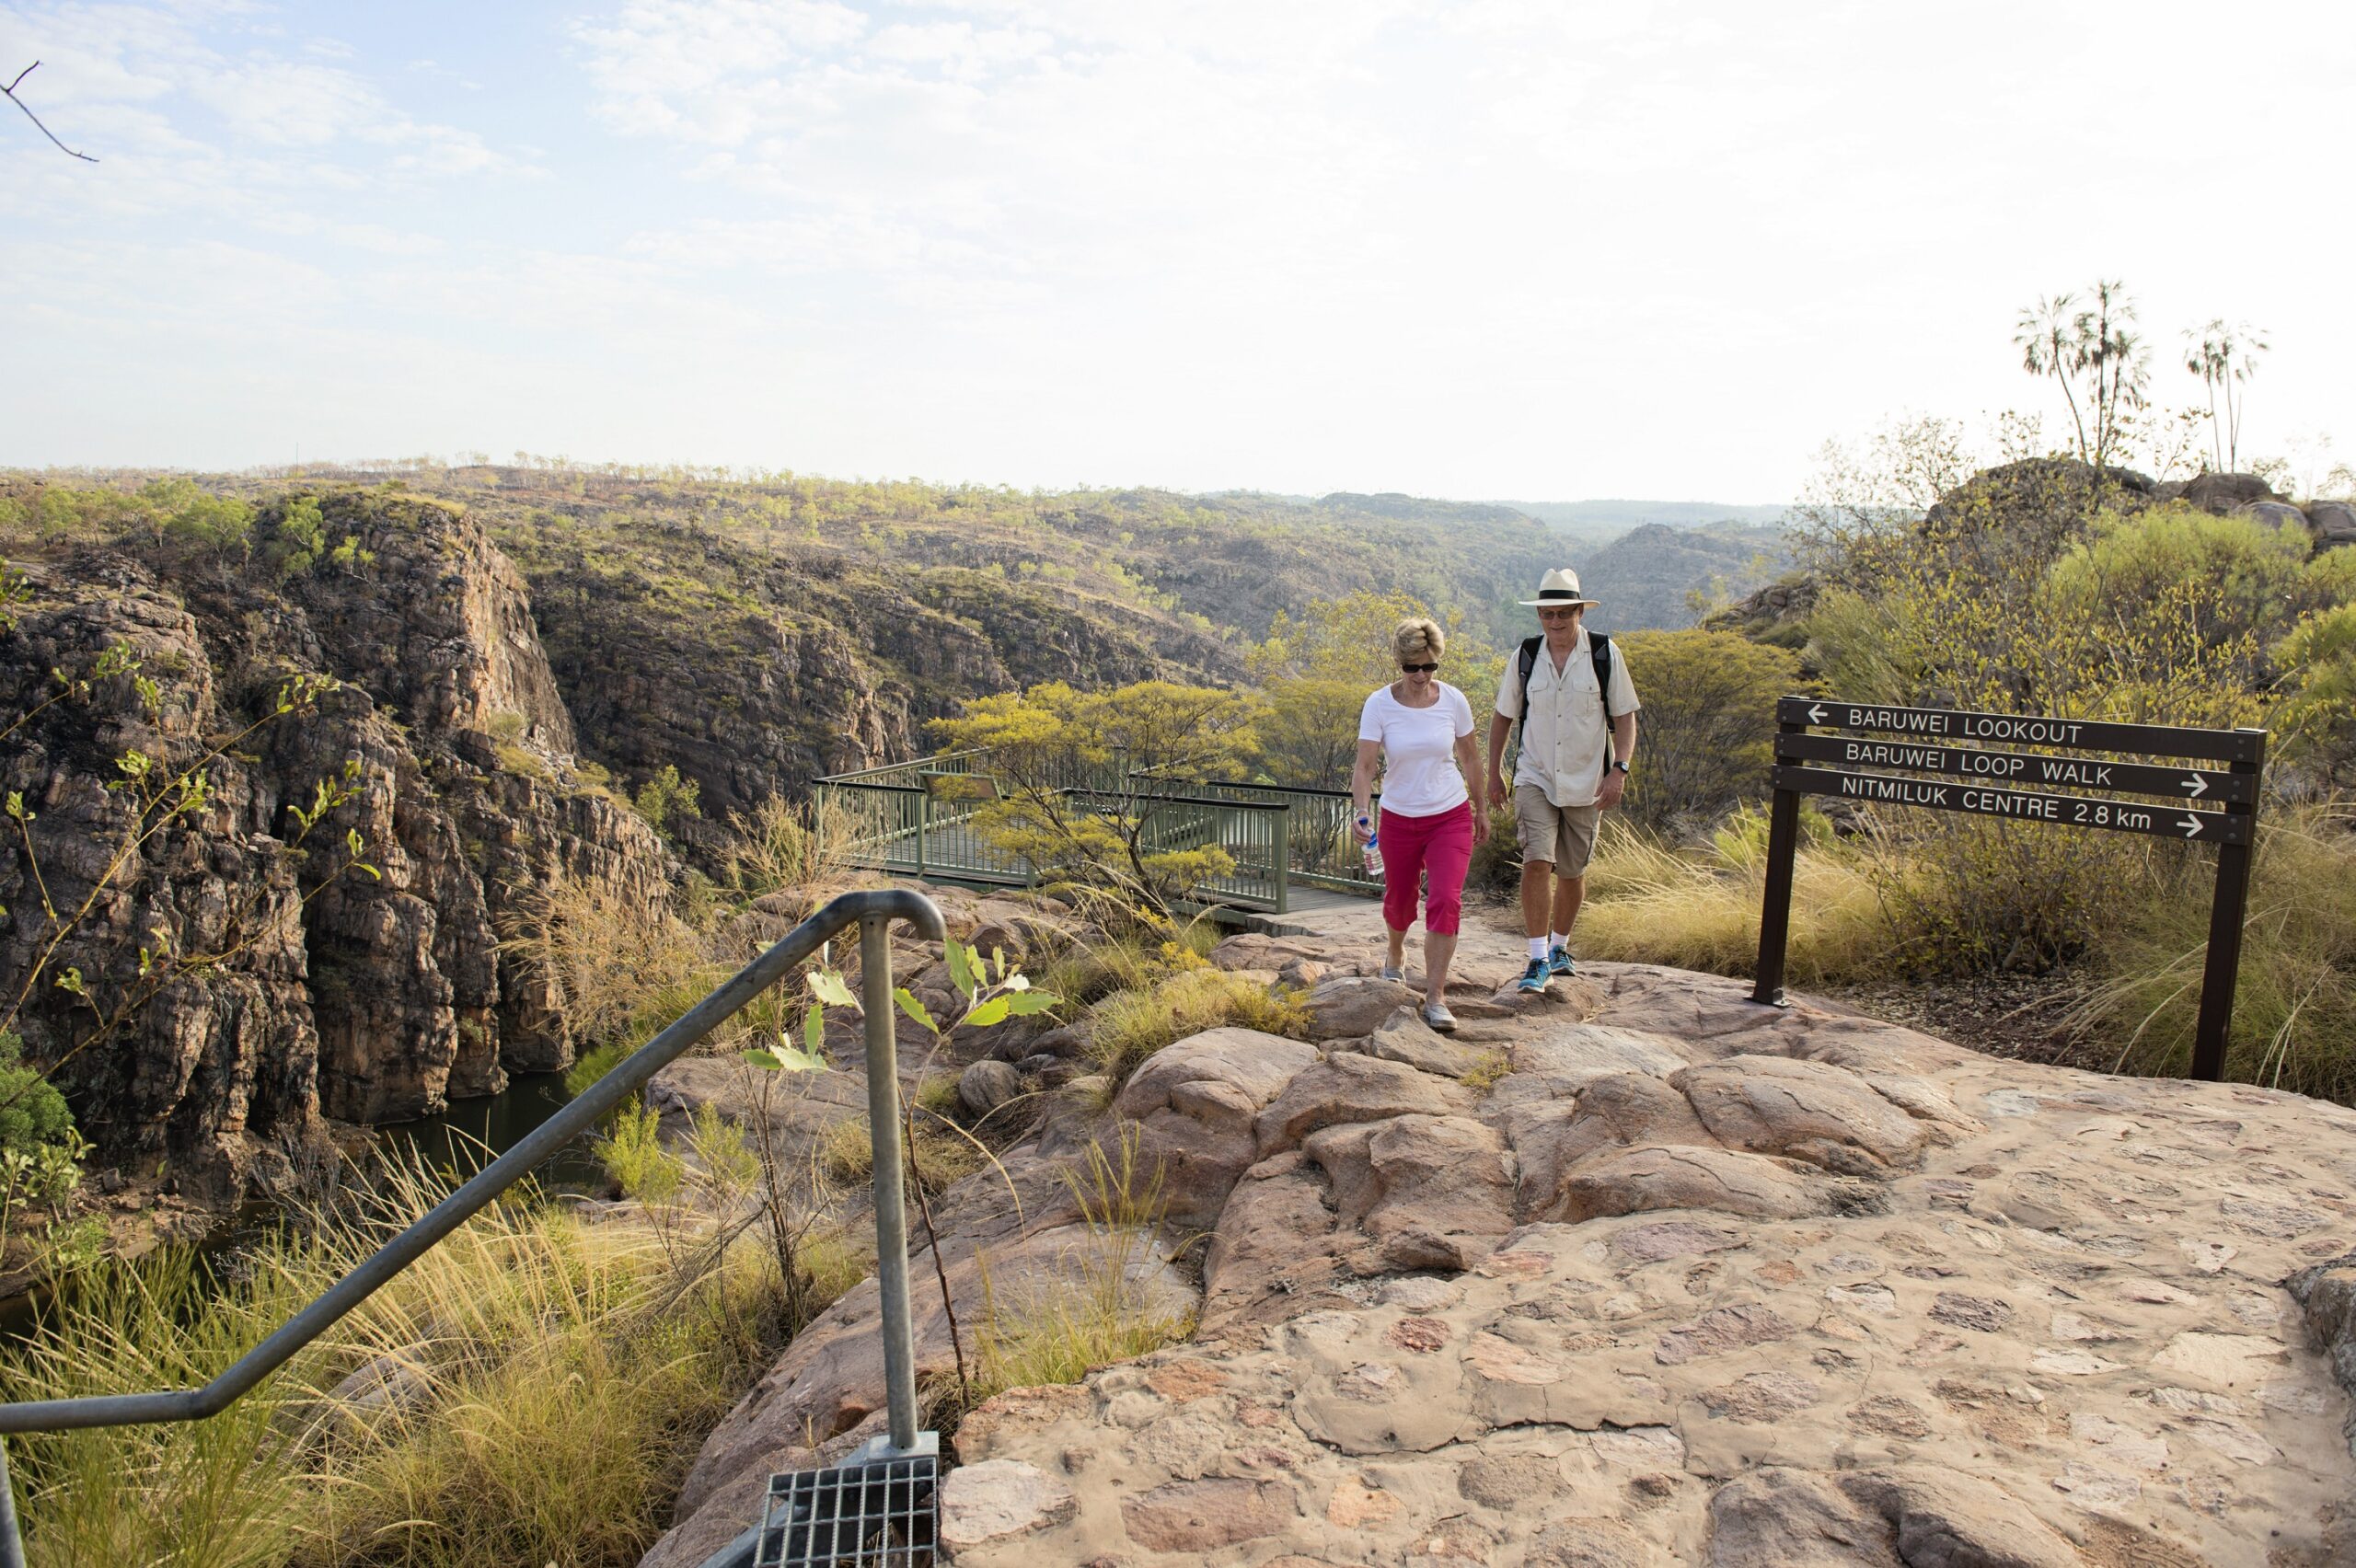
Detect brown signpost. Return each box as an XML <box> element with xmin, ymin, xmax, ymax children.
<box><xmin>1750</xmin><ymin>698</ymin><xmax>2266</xmax><ymax>1082</ymax></box>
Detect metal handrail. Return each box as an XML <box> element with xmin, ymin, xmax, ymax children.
<box><xmin>0</xmin><ymin>886</ymin><xmax>947</xmax><ymax>1567</ymax></box>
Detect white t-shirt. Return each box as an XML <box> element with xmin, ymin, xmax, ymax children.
<box><xmin>1493</xmin><ymin>628</ymin><xmax>1641</xmax><ymax>808</ymax></box>
<box><xmin>1358</xmin><ymin>682</ymin><xmax>1476</xmax><ymax>817</ymax></box>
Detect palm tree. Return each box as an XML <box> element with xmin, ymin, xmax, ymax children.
<box><xmin>2181</xmin><ymin>319</ymin><xmax>2269</xmax><ymax>472</ymax></box>
<box><xmin>2015</xmin><ymin>294</ymin><xmax>2088</xmax><ymax>464</ymax></box>
<box><xmin>2078</xmin><ymin>281</ymin><xmax>2148</xmax><ymax>473</ymax></box>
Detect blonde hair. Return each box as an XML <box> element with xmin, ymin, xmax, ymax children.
<box><xmin>1392</xmin><ymin>617</ymin><xmax>1445</xmax><ymax>666</ymax></box>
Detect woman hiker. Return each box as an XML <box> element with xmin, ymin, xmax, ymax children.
<box><xmin>1350</xmin><ymin>617</ymin><xmax>1479</xmax><ymax>1032</ymax></box>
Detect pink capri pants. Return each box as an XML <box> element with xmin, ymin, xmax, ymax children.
<box><xmin>1379</xmin><ymin>801</ymin><xmax>1475</xmax><ymax>937</ymax></box>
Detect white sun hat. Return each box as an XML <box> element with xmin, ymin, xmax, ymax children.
<box><xmin>1518</xmin><ymin>568</ymin><xmax>1600</xmax><ymax>609</ymax></box>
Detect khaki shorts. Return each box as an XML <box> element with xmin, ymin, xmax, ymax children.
<box><xmin>1515</xmin><ymin>784</ymin><xmax>1600</xmax><ymax>878</ymax></box>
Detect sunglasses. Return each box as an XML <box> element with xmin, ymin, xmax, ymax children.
<box><xmin>1400</xmin><ymin>663</ymin><xmax>1438</xmax><ymax>674</ymax></box>
<box><xmin>1537</xmin><ymin>608</ymin><xmax>1579</xmax><ymax>621</ymax></box>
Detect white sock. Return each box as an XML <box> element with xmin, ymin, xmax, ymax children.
<box><xmin>1528</xmin><ymin>937</ymin><xmax>1548</xmax><ymax>961</ymax></box>
<box><xmin>1550</xmin><ymin>931</ymin><xmax>1569</xmax><ymax>951</ymax></box>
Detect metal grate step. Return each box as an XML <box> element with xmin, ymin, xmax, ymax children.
<box><xmin>754</xmin><ymin>1436</ymin><xmax>939</xmax><ymax>1568</ymax></box>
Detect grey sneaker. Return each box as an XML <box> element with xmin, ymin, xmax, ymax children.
<box><xmin>1517</xmin><ymin>958</ymin><xmax>1550</xmax><ymax>994</ymax></box>
<box><xmin>1547</xmin><ymin>944</ymin><xmax>1576</xmax><ymax>978</ymax></box>
<box><xmin>1380</xmin><ymin>964</ymin><xmax>1405</xmax><ymax>982</ymax></box>
<box><xmin>1421</xmin><ymin>1001</ymin><xmax>1458</xmax><ymax>1033</ymax></box>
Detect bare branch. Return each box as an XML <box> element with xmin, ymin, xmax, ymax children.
<box><xmin>4</xmin><ymin>61</ymin><xmax>99</xmax><ymax>163</ymax></box>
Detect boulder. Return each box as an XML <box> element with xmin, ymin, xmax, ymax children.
<box><xmin>1837</xmin><ymin>1468</ymin><xmax>2077</xmax><ymax>1567</ymax></box>
<box><xmin>959</xmin><ymin>1059</ymin><xmax>1022</xmax><ymax>1119</ymax></box>
<box><xmin>2183</xmin><ymin>470</ymin><xmax>2278</xmax><ymax>514</ymax></box>
<box><xmin>1199</xmin><ymin>1152</ymin><xmax>1353</xmax><ymax>1332</ymax></box>
<box><xmin>1705</xmin><ymin>1468</ymin><xmax>1895</xmax><ymax>1565</ymax></box>
<box><xmin>1332</xmin><ymin>1113</ymin><xmax>1516</xmax><ymax>1271</ymax></box>
<box><xmin>2236</xmin><ymin>499</ymin><xmax>2311</xmax><ymax>535</ymax></box>
<box><xmin>1111</xmin><ymin>1028</ymin><xmax>1318</xmax><ymax>1226</ymax></box>
<box><xmin>1254</xmin><ymin>1052</ymin><xmax>1473</xmax><ymax>1157</ymax></box>
<box><xmin>1672</xmin><ymin>1055</ymin><xmax>1932</xmax><ymax>1173</ymax></box>
<box><xmin>1210</xmin><ymin>933</ymin><xmax>1326</xmax><ymax>973</ymax></box>
<box><xmin>2307</xmin><ymin>499</ymin><xmax>2356</xmax><ymax>548</ymax></box>
<box><xmin>1508</xmin><ymin>1072</ymin><xmax>1717</xmax><ymax>1218</ymax></box>
<box><xmin>2286</xmin><ymin>1247</ymin><xmax>2356</xmax><ymax>1457</ymax></box>
<box><xmin>1358</xmin><ymin>1011</ymin><xmax>1491</xmax><ymax>1079</ymax></box>
<box><xmin>1304</xmin><ymin>974</ymin><xmax>1420</xmax><ymax>1041</ymax></box>
<box><xmin>1546</xmin><ymin>1144</ymin><xmax>1831</xmax><ymax>1224</ymax></box>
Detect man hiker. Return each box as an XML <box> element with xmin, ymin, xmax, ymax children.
<box><xmin>1485</xmin><ymin>568</ymin><xmax>1639</xmax><ymax>994</ymax></box>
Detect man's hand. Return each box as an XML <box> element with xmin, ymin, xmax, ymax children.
<box><xmin>1485</xmin><ymin>774</ymin><xmax>1509</xmax><ymax>815</ymax></box>
<box><xmin>1597</xmin><ymin>769</ymin><xmax>1627</xmax><ymax>812</ymax></box>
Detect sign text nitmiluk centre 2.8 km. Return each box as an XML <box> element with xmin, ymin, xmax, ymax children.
<box><xmin>1749</xmin><ymin>698</ymin><xmax>2267</xmax><ymax>1084</ymax></box>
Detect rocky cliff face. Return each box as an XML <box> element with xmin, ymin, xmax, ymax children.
<box><xmin>502</xmin><ymin>528</ymin><xmax>1241</xmax><ymax>856</ymax></box>
<box><xmin>0</xmin><ymin>493</ymin><xmax>671</xmax><ymax>1201</ymax></box>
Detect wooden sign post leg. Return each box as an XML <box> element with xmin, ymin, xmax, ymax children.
<box><xmin>1750</xmin><ymin>704</ymin><xmax>1806</xmax><ymax>1008</ymax></box>
<box><xmin>2189</xmin><ymin>729</ymin><xmax>2266</xmax><ymax>1082</ymax></box>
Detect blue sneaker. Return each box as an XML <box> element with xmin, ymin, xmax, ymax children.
<box><xmin>1547</xmin><ymin>944</ymin><xmax>1576</xmax><ymax>978</ymax></box>
<box><xmin>1517</xmin><ymin>958</ymin><xmax>1550</xmax><ymax>994</ymax></box>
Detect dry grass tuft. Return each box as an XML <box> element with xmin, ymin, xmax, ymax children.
<box><xmin>1083</xmin><ymin>966</ymin><xmax>1311</xmax><ymax>1094</ymax></box>
<box><xmin>0</xmin><ymin>1144</ymin><xmax>813</xmax><ymax>1568</ymax></box>
<box><xmin>1574</xmin><ymin>813</ymin><xmax>1888</xmax><ymax>987</ymax></box>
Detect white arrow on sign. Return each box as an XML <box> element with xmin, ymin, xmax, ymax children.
<box><xmin>1807</xmin><ymin>704</ymin><xmax>1828</xmax><ymax>723</ymax></box>
<box><xmin>2178</xmin><ymin>815</ymin><xmax>2204</xmax><ymax>838</ymax></box>
<box><xmin>2182</xmin><ymin>775</ymin><xmax>2208</xmax><ymax>797</ymax></box>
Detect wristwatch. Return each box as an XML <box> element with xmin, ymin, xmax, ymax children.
<box><xmin>1611</xmin><ymin>760</ymin><xmax>1631</xmax><ymax>774</ymax></box>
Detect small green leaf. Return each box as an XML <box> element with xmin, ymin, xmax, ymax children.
<box><xmin>893</xmin><ymin>987</ymin><xmax>939</xmax><ymax>1034</ymax></box>
<box><xmin>741</xmin><ymin>1048</ymin><xmax>784</xmax><ymax>1071</ymax></box>
<box><xmin>1004</xmin><ymin>990</ymin><xmax>1061</xmax><ymax>1016</ymax></box>
<box><xmin>945</xmin><ymin>939</ymin><xmax>975</xmax><ymax>1000</ymax></box>
<box><xmin>810</xmin><ymin>970</ymin><xmax>857</xmax><ymax>1009</ymax></box>
<box><xmin>803</xmin><ymin>1005</ymin><xmax>825</xmax><ymax>1055</ymax></box>
<box><xmin>964</xmin><ymin>995</ymin><xmax>1011</xmax><ymax>1030</ymax></box>
<box><xmin>772</xmin><ymin>1043</ymin><xmax>826</xmax><ymax>1073</ymax></box>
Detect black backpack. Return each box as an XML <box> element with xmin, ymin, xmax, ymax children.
<box><xmin>1515</xmin><ymin>631</ymin><xmax>1615</xmax><ymax>784</ymax></box>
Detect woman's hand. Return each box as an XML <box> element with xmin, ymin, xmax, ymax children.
<box><xmin>1350</xmin><ymin>813</ymin><xmax>1374</xmax><ymax>845</ymax></box>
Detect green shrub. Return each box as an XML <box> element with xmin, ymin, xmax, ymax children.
<box><xmin>2274</xmin><ymin>603</ymin><xmax>2356</xmax><ymax>792</ymax></box>
<box><xmin>1613</xmin><ymin>628</ymin><xmax>1809</xmax><ymax>830</ymax></box>
<box><xmin>632</xmin><ymin>764</ymin><xmax>701</xmax><ymax>835</ymax></box>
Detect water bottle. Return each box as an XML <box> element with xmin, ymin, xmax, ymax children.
<box><xmin>1359</xmin><ymin>815</ymin><xmax>1383</xmax><ymax>879</ymax></box>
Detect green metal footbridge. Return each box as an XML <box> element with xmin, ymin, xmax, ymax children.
<box><xmin>812</xmin><ymin>749</ymin><xmax>1384</xmax><ymax>917</ymax></box>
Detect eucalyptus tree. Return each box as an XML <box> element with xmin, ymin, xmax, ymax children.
<box><xmin>2182</xmin><ymin>319</ymin><xmax>2269</xmax><ymax>472</ymax></box>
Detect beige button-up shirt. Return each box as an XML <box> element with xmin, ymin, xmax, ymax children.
<box><xmin>1493</xmin><ymin>628</ymin><xmax>1641</xmax><ymax>809</ymax></box>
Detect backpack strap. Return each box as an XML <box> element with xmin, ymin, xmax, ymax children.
<box><xmin>1590</xmin><ymin>632</ymin><xmax>1615</xmax><ymax>784</ymax></box>
<box><xmin>1514</xmin><ymin>636</ymin><xmax>1542</xmax><ymax>741</ymax></box>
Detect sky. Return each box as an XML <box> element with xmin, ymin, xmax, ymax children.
<box><xmin>4</xmin><ymin>0</ymin><xmax>2352</xmax><ymax>502</ymax></box>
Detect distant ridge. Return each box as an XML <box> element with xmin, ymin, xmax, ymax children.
<box><xmin>1499</xmin><ymin>498</ymin><xmax>1790</xmax><ymax>535</ymax></box>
